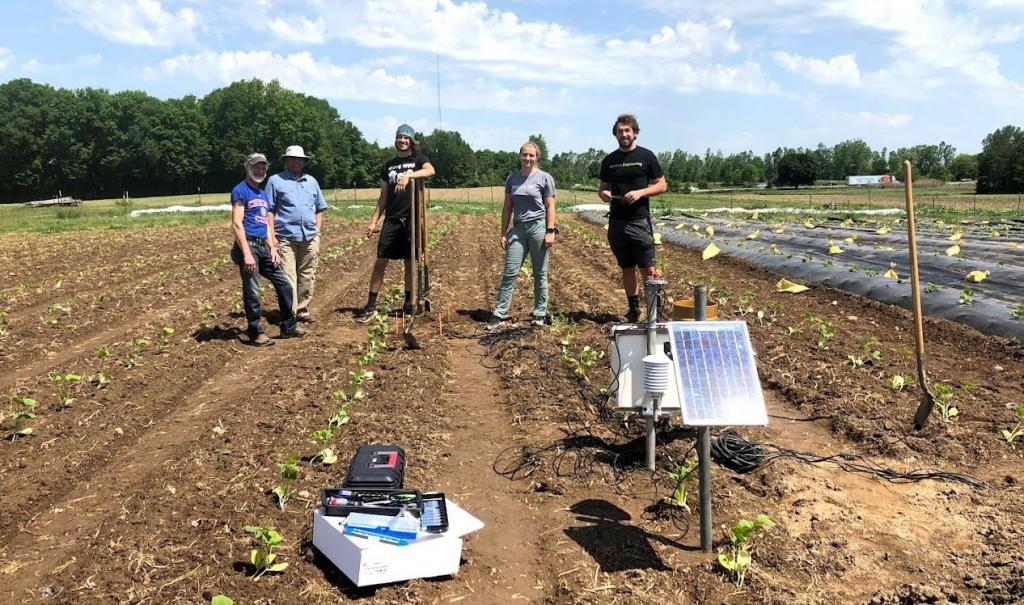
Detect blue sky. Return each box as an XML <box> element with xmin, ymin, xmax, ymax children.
<box><xmin>2</xmin><ymin>0</ymin><xmax>1023</xmax><ymax>155</ymax></box>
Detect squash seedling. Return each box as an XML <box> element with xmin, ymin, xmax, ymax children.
<box><xmin>156</xmin><ymin>327</ymin><xmax>175</xmax><ymax>354</ymax></box>
<box><xmin>1010</xmin><ymin>305</ymin><xmax>1024</xmax><ymax>320</ymax></box>
<box><xmin>49</xmin><ymin>372</ymin><xmax>82</xmax><ymax>408</ymax></box>
<box><xmin>664</xmin><ymin>458</ymin><xmax>698</xmax><ymax>512</ymax></box>
<box><xmin>1002</xmin><ymin>406</ymin><xmax>1024</xmax><ymax>443</ymax></box>
<box><xmin>718</xmin><ymin>514</ymin><xmax>776</xmax><ymax>588</ymax></box>
<box><xmin>210</xmin><ymin>596</ymin><xmax>233</xmax><ymax>605</ymax></box>
<box><xmin>349</xmin><ymin>370</ymin><xmax>374</xmax><ymax>387</ymax></box>
<box><xmin>933</xmin><ymin>384</ymin><xmax>959</xmax><ymax>421</ymax></box>
<box><xmin>958</xmin><ymin>289</ymin><xmax>975</xmax><ymax>306</ymax></box>
<box><xmin>8</xmin><ymin>397</ymin><xmax>37</xmax><ymax>440</ymax></box>
<box><xmin>272</xmin><ymin>456</ymin><xmax>301</xmax><ymax>510</ymax></box>
<box><xmin>243</xmin><ymin>525</ymin><xmax>288</xmax><ymax>580</ymax></box>
<box><xmin>0</xmin><ymin>310</ymin><xmax>10</xmax><ymax>337</ymax></box>
<box><xmin>310</xmin><ymin>428</ymin><xmax>338</xmax><ymax>465</ymax></box>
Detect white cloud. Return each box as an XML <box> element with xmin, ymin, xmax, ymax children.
<box><xmin>0</xmin><ymin>47</ymin><xmax>13</xmax><ymax>71</ymax></box>
<box><xmin>21</xmin><ymin>59</ymin><xmax>41</xmax><ymax>73</ymax></box>
<box><xmin>76</xmin><ymin>53</ymin><xmax>103</xmax><ymax>67</ymax></box>
<box><xmin>147</xmin><ymin>50</ymin><xmax>569</xmax><ymax>114</ymax></box>
<box><xmin>266</xmin><ymin>17</ymin><xmax>327</xmax><ymax>44</ymax></box>
<box><xmin>57</xmin><ymin>0</ymin><xmax>198</xmax><ymax>47</ymax></box>
<box><xmin>773</xmin><ymin>52</ymin><xmax>861</xmax><ymax>87</ymax></box>
<box><xmin>247</xmin><ymin>1</ymin><xmax>774</xmax><ymax>94</ymax></box>
<box><xmin>845</xmin><ymin>111</ymin><xmax>913</xmax><ymax>128</ymax></box>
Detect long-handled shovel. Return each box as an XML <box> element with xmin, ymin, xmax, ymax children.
<box><xmin>904</xmin><ymin>160</ymin><xmax>939</xmax><ymax>430</ymax></box>
<box><xmin>418</xmin><ymin>180</ymin><xmax>431</xmax><ymax>314</ymax></box>
<box><xmin>403</xmin><ymin>180</ymin><xmax>423</xmax><ymax>350</ymax></box>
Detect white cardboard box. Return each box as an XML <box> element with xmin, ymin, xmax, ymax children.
<box><xmin>312</xmin><ymin>499</ymin><xmax>484</xmax><ymax>587</ymax></box>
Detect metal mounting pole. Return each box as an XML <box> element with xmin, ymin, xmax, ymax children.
<box><xmin>644</xmin><ymin>278</ymin><xmax>666</xmax><ymax>471</ymax></box>
<box><xmin>694</xmin><ymin>285</ymin><xmax>713</xmax><ymax>552</ymax></box>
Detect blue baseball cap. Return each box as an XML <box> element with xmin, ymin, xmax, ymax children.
<box><xmin>395</xmin><ymin>124</ymin><xmax>416</xmax><ymax>139</ymax></box>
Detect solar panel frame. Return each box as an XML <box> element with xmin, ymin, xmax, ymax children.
<box><xmin>666</xmin><ymin>321</ymin><xmax>768</xmax><ymax>426</ymax></box>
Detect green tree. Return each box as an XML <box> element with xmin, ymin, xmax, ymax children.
<box><xmin>948</xmin><ymin>153</ymin><xmax>978</xmax><ymax>181</ymax></box>
<box><xmin>977</xmin><ymin>125</ymin><xmax>1024</xmax><ymax>194</ymax></box>
<box><xmin>421</xmin><ymin>129</ymin><xmax>476</xmax><ymax>187</ymax></box>
<box><xmin>776</xmin><ymin>151</ymin><xmax>818</xmax><ymax>189</ymax></box>
<box><xmin>832</xmin><ymin>139</ymin><xmax>873</xmax><ymax>178</ymax></box>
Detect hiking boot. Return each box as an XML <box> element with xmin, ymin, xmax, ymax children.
<box><xmin>625</xmin><ymin>308</ymin><xmax>640</xmax><ymax>323</ymax></box>
<box><xmin>248</xmin><ymin>332</ymin><xmax>275</xmax><ymax>347</ymax></box>
<box><xmin>279</xmin><ymin>325</ymin><xmax>306</xmax><ymax>339</ymax></box>
<box><xmin>354</xmin><ymin>305</ymin><xmax>376</xmax><ymax>323</ymax></box>
<box><xmin>530</xmin><ymin>316</ymin><xmax>546</xmax><ymax>328</ymax></box>
<box><xmin>402</xmin><ymin>302</ymin><xmax>414</xmax><ymax>317</ymax></box>
<box><xmin>484</xmin><ymin>315</ymin><xmax>506</xmax><ymax>331</ymax></box>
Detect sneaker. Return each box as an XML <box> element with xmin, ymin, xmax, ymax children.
<box><xmin>248</xmin><ymin>333</ymin><xmax>275</xmax><ymax>347</ymax></box>
<box><xmin>484</xmin><ymin>315</ymin><xmax>506</xmax><ymax>331</ymax></box>
<box><xmin>354</xmin><ymin>305</ymin><xmax>376</xmax><ymax>323</ymax></box>
<box><xmin>296</xmin><ymin>310</ymin><xmax>313</xmax><ymax>323</ymax></box>
<box><xmin>530</xmin><ymin>316</ymin><xmax>546</xmax><ymax>328</ymax></box>
<box><xmin>625</xmin><ymin>308</ymin><xmax>640</xmax><ymax>323</ymax></box>
<box><xmin>279</xmin><ymin>325</ymin><xmax>306</xmax><ymax>339</ymax></box>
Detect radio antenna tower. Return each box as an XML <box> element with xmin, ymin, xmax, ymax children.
<box><xmin>436</xmin><ymin>54</ymin><xmax>444</xmax><ymax>130</ymax></box>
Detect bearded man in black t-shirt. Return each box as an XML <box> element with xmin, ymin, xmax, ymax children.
<box><xmin>598</xmin><ymin>114</ymin><xmax>668</xmax><ymax>322</ymax></box>
<box><xmin>354</xmin><ymin>124</ymin><xmax>436</xmax><ymax>322</ymax></box>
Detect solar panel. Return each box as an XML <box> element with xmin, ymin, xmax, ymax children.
<box><xmin>666</xmin><ymin>321</ymin><xmax>768</xmax><ymax>426</ymax></box>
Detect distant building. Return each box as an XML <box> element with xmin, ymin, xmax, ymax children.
<box><xmin>847</xmin><ymin>175</ymin><xmax>894</xmax><ymax>186</ymax></box>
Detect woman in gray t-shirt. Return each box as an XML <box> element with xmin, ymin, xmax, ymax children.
<box><xmin>485</xmin><ymin>141</ymin><xmax>557</xmax><ymax>330</ymax></box>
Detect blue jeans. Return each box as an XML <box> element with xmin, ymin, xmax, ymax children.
<box><xmin>493</xmin><ymin>219</ymin><xmax>549</xmax><ymax>319</ymax></box>
<box><xmin>231</xmin><ymin>239</ymin><xmax>297</xmax><ymax>336</ymax></box>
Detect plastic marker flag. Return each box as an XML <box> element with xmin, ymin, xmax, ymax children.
<box><xmin>705</xmin><ymin>225</ymin><xmax>715</xmax><ymax>237</ymax></box>
<box><xmin>702</xmin><ymin>242</ymin><xmax>721</xmax><ymax>260</ymax></box>
<box><xmin>965</xmin><ymin>270</ymin><xmax>991</xmax><ymax>283</ymax></box>
<box><xmin>950</xmin><ymin>232</ymin><xmax>963</xmax><ymax>242</ymax></box>
<box><xmin>884</xmin><ymin>263</ymin><xmax>899</xmax><ymax>280</ymax></box>
<box><xmin>828</xmin><ymin>241</ymin><xmax>844</xmax><ymax>255</ymax></box>
<box><xmin>946</xmin><ymin>243</ymin><xmax>962</xmax><ymax>256</ymax></box>
<box><xmin>746</xmin><ymin>229</ymin><xmax>759</xmax><ymax>240</ymax></box>
<box><xmin>777</xmin><ymin>278</ymin><xmax>809</xmax><ymax>293</ymax></box>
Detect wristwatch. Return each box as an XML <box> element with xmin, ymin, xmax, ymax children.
<box><xmin>546</xmin><ymin>227</ymin><xmax>559</xmax><ymax>234</ymax></box>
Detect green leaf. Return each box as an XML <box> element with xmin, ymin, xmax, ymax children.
<box><xmin>754</xmin><ymin>514</ymin><xmax>776</xmax><ymax>529</ymax></box>
<box><xmin>1003</xmin><ymin>429</ymin><xmax>1014</xmax><ymax>441</ymax></box>
<box><xmin>250</xmin><ymin>549</ymin><xmax>259</xmax><ymax>566</ymax></box>
<box><xmin>211</xmin><ymin>596</ymin><xmax>234</xmax><ymax>605</ymax></box>
<box><xmin>16</xmin><ymin>427</ymin><xmax>33</xmax><ymax>436</ymax></box>
<box><xmin>320</xmin><ymin>448</ymin><xmax>338</xmax><ymax>465</ymax></box>
<box><xmin>717</xmin><ymin>554</ymin><xmax>738</xmax><ymax>571</ymax></box>
<box><xmin>736</xmin><ymin>549</ymin><xmax>752</xmax><ymax>569</ymax></box>
<box><xmin>17</xmin><ymin>398</ymin><xmax>36</xmax><ymax>407</ymax></box>
<box><xmin>267</xmin><ymin>562</ymin><xmax>289</xmax><ymax>573</ymax></box>
<box><xmin>1016</xmin><ymin>406</ymin><xmax>1024</xmax><ymax>420</ymax></box>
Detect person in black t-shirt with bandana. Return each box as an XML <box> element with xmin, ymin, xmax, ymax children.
<box><xmin>598</xmin><ymin>114</ymin><xmax>668</xmax><ymax>323</ymax></box>
<box><xmin>355</xmin><ymin>124</ymin><xmax>436</xmax><ymax>322</ymax></box>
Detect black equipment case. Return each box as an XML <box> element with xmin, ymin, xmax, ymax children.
<box><xmin>343</xmin><ymin>444</ymin><xmax>406</xmax><ymax>489</ymax></box>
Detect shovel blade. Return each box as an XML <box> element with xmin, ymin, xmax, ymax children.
<box><xmin>912</xmin><ymin>390</ymin><xmax>937</xmax><ymax>430</ymax></box>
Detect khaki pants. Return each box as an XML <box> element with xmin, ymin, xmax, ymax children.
<box><xmin>278</xmin><ymin>235</ymin><xmax>320</xmax><ymax>314</ymax></box>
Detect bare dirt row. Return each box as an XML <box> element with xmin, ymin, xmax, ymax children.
<box><xmin>0</xmin><ymin>214</ymin><xmax>1021</xmax><ymax>604</ymax></box>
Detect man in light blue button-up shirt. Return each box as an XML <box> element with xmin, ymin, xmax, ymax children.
<box><xmin>267</xmin><ymin>145</ymin><xmax>327</xmax><ymax>322</ymax></box>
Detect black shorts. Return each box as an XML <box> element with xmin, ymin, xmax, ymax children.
<box><xmin>377</xmin><ymin>219</ymin><xmax>411</xmax><ymax>260</ymax></box>
<box><xmin>607</xmin><ymin>218</ymin><xmax>656</xmax><ymax>269</ymax></box>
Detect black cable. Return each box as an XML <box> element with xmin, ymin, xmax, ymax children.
<box><xmin>711</xmin><ymin>430</ymin><xmax>990</xmax><ymax>490</ymax></box>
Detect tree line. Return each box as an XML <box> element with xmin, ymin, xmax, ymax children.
<box><xmin>1</xmin><ymin>77</ymin><xmax>1021</xmax><ymax>203</ymax></box>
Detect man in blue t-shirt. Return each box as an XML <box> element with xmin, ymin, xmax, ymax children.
<box><xmin>231</xmin><ymin>153</ymin><xmax>303</xmax><ymax>345</ymax></box>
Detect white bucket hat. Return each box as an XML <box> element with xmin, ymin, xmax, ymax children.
<box><xmin>281</xmin><ymin>145</ymin><xmax>310</xmax><ymax>161</ymax></box>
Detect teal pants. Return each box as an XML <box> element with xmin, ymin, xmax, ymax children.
<box><xmin>494</xmin><ymin>219</ymin><xmax>549</xmax><ymax>319</ymax></box>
